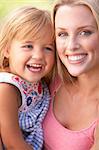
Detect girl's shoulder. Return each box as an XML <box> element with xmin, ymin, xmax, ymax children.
<box><xmin>0</xmin><ymin>72</ymin><xmax>30</xmax><ymax>110</ymax></box>
<box><xmin>0</xmin><ymin>72</ymin><xmax>22</xmax><ymax>89</ymax></box>
<box><xmin>0</xmin><ymin>72</ymin><xmax>25</xmax><ymax>99</ymax></box>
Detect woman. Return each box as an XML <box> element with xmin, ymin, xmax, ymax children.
<box><xmin>43</xmin><ymin>0</ymin><xmax>99</xmax><ymax>149</ymax></box>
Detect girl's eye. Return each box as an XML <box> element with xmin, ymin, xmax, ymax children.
<box><xmin>22</xmin><ymin>44</ymin><xmax>33</xmax><ymax>49</ymax></box>
<box><xmin>44</xmin><ymin>46</ymin><xmax>54</xmax><ymax>52</ymax></box>
<box><xmin>79</xmin><ymin>30</ymin><xmax>92</xmax><ymax>36</ymax></box>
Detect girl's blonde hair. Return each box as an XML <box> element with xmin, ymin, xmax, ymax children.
<box><xmin>0</xmin><ymin>6</ymin><xmax>54</xmax><ymax>70</ymax></box>
<box><xmin>53</xmin><ymin>0</ymin><xmax>99</xmax><ymax>83</ymax></box>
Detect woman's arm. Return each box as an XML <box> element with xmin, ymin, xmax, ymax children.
<box><xmin>0</xmin><ymin>83</ymin><xmax>33</xmax><ymax>150</ymax></box>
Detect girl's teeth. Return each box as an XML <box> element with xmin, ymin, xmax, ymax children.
<box><xmin>29</xmin><ymin>64</ymin><xmax>42</xmax><ymax>67</ymax></box>
<box><xmin>27</xmin><ymin>64</ymin><xmax>43</xmax><ymax>72</ymax></box>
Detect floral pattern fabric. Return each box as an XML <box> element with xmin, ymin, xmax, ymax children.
<box><xmin>0</xmin><ymin>72</ymin><xmax>50</xmax><ymax>150</ymax></box>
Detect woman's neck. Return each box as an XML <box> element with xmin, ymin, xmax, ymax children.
<box><xmin>75</xmin><ymin>72</ymin><xmax>99</xmax><ymax>96</ymax></box>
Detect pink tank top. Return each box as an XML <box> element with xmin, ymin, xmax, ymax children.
<box><xmin>43</xmin><ymin>76</ymin><xmax>97</xmax><ymax>150</ymax></box>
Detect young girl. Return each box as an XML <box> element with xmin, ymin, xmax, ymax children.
<box><xmin>0</xmin><ymin>6</ymin><xmax>55</xmax><ymax>150</ymax></box>
<box><xmin>43</xmin><ymin>0</ymin><xmax>99</xmax><ymax>149</ymax></box>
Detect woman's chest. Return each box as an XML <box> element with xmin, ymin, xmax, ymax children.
<box><xmin>53</xmin><ymin>88</ymin><xmax>99</xmax><ymax>131</ymax></box>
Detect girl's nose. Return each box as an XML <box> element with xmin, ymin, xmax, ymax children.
<box><xmin>31</xmin><ymin>48</ymin><xmax>43</xmax><ymax>60</ymax></box>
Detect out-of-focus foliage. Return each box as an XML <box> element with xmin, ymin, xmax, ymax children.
<box><xmin>0</xmin><ymin>0</ymin><xmax>54</xmax><ymax>19</ymax></box>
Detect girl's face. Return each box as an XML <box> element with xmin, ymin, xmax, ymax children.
<box><xmin>55</xmin><ymin>5</ymin><xmax>99</xmax><ymax>77</ymax></box>
<box><xmin>4</xmin><ymin>26</ymin><xmax>55</xmax><ymax>83</ymax></box>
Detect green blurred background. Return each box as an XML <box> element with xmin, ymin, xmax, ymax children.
<box><xmin>0</xmin><ymin>0</ymin><xmax>55</xmax><ymax>19</ymax></box>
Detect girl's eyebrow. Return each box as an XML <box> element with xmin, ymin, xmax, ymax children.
<box><xmin>22</xmin><ymin>41</ymin><xmax>33</xmax><ymax>44</ymax></box>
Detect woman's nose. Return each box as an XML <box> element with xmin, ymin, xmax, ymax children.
<box><xmin>65</xmin><ymin>36</ymin><xmax>80</xmax><ymax>51</ymax></box>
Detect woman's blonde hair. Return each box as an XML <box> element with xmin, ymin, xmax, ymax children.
<box><xmin>0</xmin><ymin>6</ymin><xmax>54</xmax><ymax>70</ymax></box>
<box><xmin>53</xmin><ymin>0</ymin><xmax>99</xmax><ymax>83</ymax></box>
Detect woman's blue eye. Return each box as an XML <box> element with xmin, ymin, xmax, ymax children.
<box><xmin>80</xmin><ymin>31</ymin><xmax>92</xmax><ymax>36</ymax></box>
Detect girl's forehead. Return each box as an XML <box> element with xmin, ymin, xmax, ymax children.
<box><xmin>17</xmin><ymin>22</ymin><xmax>53</xmax><ymax>36</ymax></box>
<box><xmin>15</xmin><ymin>28</ymin><xmax>54</xmax><ymax>44</ymax></box>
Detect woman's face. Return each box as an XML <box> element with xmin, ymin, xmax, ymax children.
<box><xmin>55</xmin><ymin>5</ymin><xmax>99</xmax><ymax>77</ymax></box>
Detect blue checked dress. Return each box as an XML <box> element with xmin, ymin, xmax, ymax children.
<box><xmin>0</xmin><ymin>72</ymin><xmax>50</xmax><ymax>150</ymax></box>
